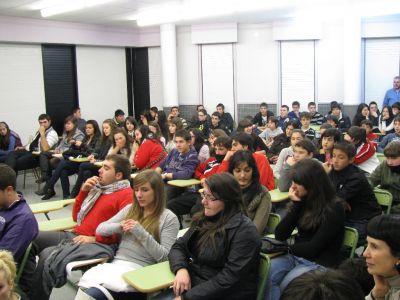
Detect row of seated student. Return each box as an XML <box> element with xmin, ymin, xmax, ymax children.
<box><xmin>1</xmin><ymin>140</ymin><xmax>400</xmax><ymax>299</ymax></box>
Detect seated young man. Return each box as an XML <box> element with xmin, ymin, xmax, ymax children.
<box><xmin>5</xmin><ymin>113</ymin><xmax>58</xmax><ymax>176</ymax></box>
<box><xmin>378</xmin><ymin>116</ymin><xmax>400</xmax><ymax>152</ymax></box>
<box><xmin>344</xmin><ymin>126</ymin><xmax>379</xmax><ymax>174</ymax></box>
<box><xmin>300</xmin><ymin>111</ymin><xmax>316</xmax><ymax>140</ymax></box>
<box><xmin>253</xmin><ymin>102</ymin><xmax>274</xmax><ymax>127</ymax></box>
<box><xmin>308</xmin><ymin>101</ymin><xmax>325</xmax><ymax>125</ymax></box>
<box><xmin>278</xmin><ymin>105</ymin><xmax>291</xmax><ymax>130</ymax></box>
<box><xmin>326</xmin><ymin>114</ymin><xmax>339</xmax><ymax>129</ymax></box>
<box><xmin>288</xmin><ymin>101</ymin><xmax>301</xmax><ymax>125</ymax></box>
<box><xmin>278</xmin><ymin>139</ymin><xmax>316</xmax><ymax>192</ymax></box>
<box><xmin>360</xmin><ymin>119</ymin><xmax>379</xmax><ymax>147</ymax></box>
<box><xmin>216</xmin><ymin>103</ymin><xmax>234</xmax><ymax>133</ymax></box>
<box><xmin>370</xmin><ymin>141</ymin><xmax>400</xmax><ymax>212</ymax></box>
<box><xmin>259</xmin><ymin>116</ymin><xmax>283</xmax><ymax>148</ymax></box>
<box><xmin>218</xmin><ymin>132</ymin><xmax>275</xmax><ymax>190</ymax></box>
<box><xmin>156</xmin><ymin>129</ymin><xmax>199</xmax><ymax>200</ymax></box>
<box><xmin>210</xmin><ymin>111</ymin><xmax>230</xmax><ymax>135</ymax></box>
<box><xmin>31</xmin><ymin>154</ymin><xmax>133</xmax><ymax>300</ymax></box>
<box><xmin>167</xmin><ymin>136</ymin><xmax>232</xmax><ymax>219</ymax></box>
<box><xmin>168</xmin><ymin>106</ymin><xmax>188</xmax><ymax>128</ymax></box>
<box><xmin>315</xmin><ymin>128</ymin><xmax>341</xmax><ymax>163</ymax></box>
<box><xmin>267</xmin><ymin>120</ymin><xmax>296</xmax><ymax>164</ymax></box>
<box><xmin>326</xmin><ymin>141</ymin><xmax>382</xmax><ymax>241</ymax></box>
<box><xmin>330</xmin><ymin>103</ymin><xmax>351</xmax><ymax>133</ymax></box>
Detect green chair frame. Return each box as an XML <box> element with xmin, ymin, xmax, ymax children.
<box><xmin>15</xmin><ymin>243</ymin><xmax>32</xmax><ymax>285</ymax></box>
<box><xmin>376</xmin><ymin>153</ymin><xmax>385</xmax><ymax>163</ymax></box>
<box><xmin>257</xmin><ymin>253</ymin><xmax>271</xmax><ymax>300</ymax></box>
<box><xmin>374</xmin><ymin>188</ymin><xmax>393</xmax><ymax>214</ymax></box>
<box><xmin>342</xmin><ymin>226</ymin><xmax>359</xmax><ymax>259</ymax></box>
<box><xmin>266</xmin><ymin>213</ymin><xmax>281</xmax><ymax>235</ymax></box>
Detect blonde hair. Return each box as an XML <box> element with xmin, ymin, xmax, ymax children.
<box><xmin>125</xmin><ymin>170</ymin><xmax>166</xmax><ymax>242</ymax></box>
<box><xmin>0</xmin><ymin>251</ymin><xmax>16</xmax><ymax>287</ymax></box>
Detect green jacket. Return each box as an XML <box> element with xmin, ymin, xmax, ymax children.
<box><xmin>370</xmin><ymin>161</ymin><xmax>400</xmax><ymax>204</ymax></box>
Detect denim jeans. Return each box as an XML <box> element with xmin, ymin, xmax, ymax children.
<box><xmin>265</xmin><ymin>254</ymin><xmax>324</xmax><ymax>300</ymax></box>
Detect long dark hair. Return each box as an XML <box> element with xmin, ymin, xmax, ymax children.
<box><xmin>381</xmin><ymin>106</ymin><xmax>394</xmax><ymax>125</ymax></box>
<box><xmin>0</xmin><ymin>122</ymin><xmax>11</xmax><ymax>150</ymax></box>
<box><xmin>193</xmin><ymin>173</ymin><xmax>245</xmax><ymax>250</ymax></box>
<box><xmin>113</xmin><ymin>128</ymin><xmax>131</xmax><ymax>157</ymax></box>
<box><xmin>157</xmin><ymin>110</ymin><xmax>169</xmax><ymax>142</ymax></box>
<box><xmin>228</xmin><ymin>150</ymin><xmax>261</xmax><ymax>207</ymax></box>
<box><xmin>190</xmin><ymin>128</ymin><xmax>206</xmax><ymax>153</ymax></box>
<box><xmin>124</xmin><ymin>116</ymin><xmax>138</xmax><ymax>133</ymax></box>
<box><xmin>291</xmin><ymin>159</ymin><xmax>339</xmax><ymax>231</ymax></box>
<box><xmin>100</xmin><ymin>119</ymin><xmax>117</xmax><ymax>145</ymax></box>
<box><xmin>85</xmin><ymin>120</ymin><xmax>101</xmax><ymax>139</ymax></box>
<box><xmin>352</xmin><ymin>103</ymin><xmax>369</xmax><ymax>126</ymax></box>
<box><xmin>137</xmin><ymin>125</ymin><xmax>159</xmax><ymax>145</ymax></box>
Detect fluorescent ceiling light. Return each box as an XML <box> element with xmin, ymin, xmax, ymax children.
<box><xmin>37</xmin><ymin>0</ymin><xmax>115</xmax><ymax>17</ymax></box>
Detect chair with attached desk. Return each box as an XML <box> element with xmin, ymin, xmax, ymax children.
<box><xmin>30</xmin><ymin>198</ymin><xmax>75</xmax><ymax>220</ymax></box>
<box><xmin>342</xmin><ymin>226</ymin><xmax>359</xmax><ymax>259</ymax></box>
<box><xmin>374</xmin><ymin>187</ymin><xmax>393</xmax><ymax>214</ymax></box>
<box><xmin>38</xmin><ymin>216</ymin><xmax>77</xmax><ymax>231</ymax></box>
<box><xmin>266</xmin><ymin>213</ymin><xmax>281</xmax><ymax>235</ymax></box>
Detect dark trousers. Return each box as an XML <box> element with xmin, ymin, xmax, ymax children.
<box><xmin>39</xmin><ymin>152</ymin><xmax>61</xmax><ymax>181</ymax></box>
<box><xmin>46</xmin><ymin>159</ymin><xmax>80</xmax><ymax>197</ymax></box>
<box><xmin>31</xmin><ymin>231</ymin><xmax>77</xmax><ymax>300</ymax></box>
<box><xmin>70</xmin><ymin>162</ymin><xmax>99</xmax><ymax>197</ymax></box>
<box><xmin>167</xmin><ymin>191</ymin><xmax>201</xmax><ymax>217</ymax></box>
<box><xmin>5</xmin><ymin>150</ymin><xmax>38</xmax><ymax>173</ymax></box>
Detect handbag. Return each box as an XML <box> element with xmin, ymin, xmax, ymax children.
<box><xmin>261</xmin><ymin>236</ymin><xmax>289</xmax><ymax>254</ymax></box>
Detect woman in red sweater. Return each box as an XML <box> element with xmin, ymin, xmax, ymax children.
<box><xmin>132</xmin><ymin>125</ymin><xmax>167</xmax><ymax>170</ymax></box>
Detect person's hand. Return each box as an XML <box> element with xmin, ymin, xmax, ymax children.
<box><xmin>224</xmin><ymin>150</ymin><xmax>235</xmax><ymax>161</ymax></box>
<box><xmin>380</xmin><ymin>130</ymin><xmax>386</xmax><ymax>136</ymax></box>
<box><xmin>75</xmin><ymin>140</ymin><xmax>82</xmax><ymax>147</ymax></box>
<box><xmin>173</xmin><ymin>297</ymin><xmax>182</xmax><ymax>300</ymax></box>
<box><xmin>120</xmin><ymin>219</ymin><xmax>138</xmax><ymax>233</ymax></box>
<box><xmin>81</xmin><ymin>176</ymin><xmax>99</xmax><ymax>192</ymax></box>
<box><xmin>371</xmin><ymin>111</ymin><xmax>378</xmax><ymax>118</ymax></box>
<box><xmin>54</xmin><ymin>149</ymin><xmax>62</xmax><ymax>154</ymax></box>
<box><xmin>72</xmin><ymin>235</ymin><xmax>96</xmax><ymax>245</ymax></box>
<box><xmin>286</xmin><ymin>156</ymin><xmax>296</xmax><ymax>166</ymax></box>
<box><xmin>15</xmin><ymin>146</ymin><xmax>25</xmax><ymax>151</ymax></box>
<box><xmin>322</xmin><ymin>161</ymin><xmax>332</xmax><ymax>174</ymax></box>
<box><xmin>162</xmin><ymin>173</ymin><xmax>172</xmax><ymax>180</ymax></box>
<box><xmin>371</xmin><ymin>274</ymin><xmax>390</xmax><ymax>298</ymax></box>
<box><xmin>173</xmin><ymin>268</ymin><xmax>191</xmax><ymax>296</ymax></box>
<box><xmin>39</xmin><ymin>125</ymin><xmax>46</xmax><ymax>136</ymax></box>
<box><xmin>168</xmin><ymin>113</ymin><xmax>174</xmax><ymax>120</ymax></box>
<box><xmin>69</xmin><ymin>139</ymin><xmax>76</xmax><ymax>145</ymax></box>
<box><xmin>288</xmin><ymin>184</ymin><xmax>301</xmax><ymax>202</ymax></box>
<box><xmin>271</xmin><ymin>155</ymin><xmax>278</xmax><ymax>164</ymax></box>
<box><xmin>200</xmin><ymin>178</ymin><xmax>206</xmax><ymax>186</ymax></box>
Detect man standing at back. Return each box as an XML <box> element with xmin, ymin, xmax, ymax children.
<box><xmin>31</xmin><ymin>154</ymin><xmax>133</xmax><ymax>300</ymax></box>
<box><xmin>383</xmin><ymin>76</ymin><xmax>400</xmax><ymax>108</ymax></box>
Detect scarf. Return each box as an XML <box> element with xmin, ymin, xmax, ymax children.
<box><xmin>77</xmin><ymin>179</ymin><xmax>131</xmax><ymax>225</ymax></box>
<box><xmin>242</xmin><ymin>181</ymin><xmax>262</xmax><ymax>209</ymax></box>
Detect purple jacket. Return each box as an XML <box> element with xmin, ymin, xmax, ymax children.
<box><xmin>159</xmin><ymin>147</ymin><xmax>199</xmax><ymax>179</ymax></box>
<box><xmin>0</xmin><ymin>196</ymin><xmax>38</xmax><ymax>261</ymax></box>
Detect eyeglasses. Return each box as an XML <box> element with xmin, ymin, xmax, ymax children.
<box><xmin>200</xmin><ymin>191</ymin><xmax>218</xmax><ymax>201</ymax></box>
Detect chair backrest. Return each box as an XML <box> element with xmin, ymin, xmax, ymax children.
<box><xmin>342</xmin><ymin>226</ymin><xmax>359</xmax><ymax>259</ymax></box>
<box><xmin>376</xmin><ymin>153</ymin><xmax>385</xmax><ymax>163</ymax></box>
<box><xmin>15</xmin><ymin>243</ymin><xmax>32</xmax><ymax>285</ymax></box>
<box><xmin>266</xmin><ymin>213</ymin><xmax>281</xmax><ymax>235</ymax></box>
<box><xmin>374</xmin><ymin>188</ymin><xmax>393</xmax><ymax>214</ymax></box>
<box><xmin>257</xmin><ymin>253</ymin><xmax>271</xmax><ymax>300</ymax></box>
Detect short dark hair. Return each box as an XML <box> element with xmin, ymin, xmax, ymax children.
<box><xmin>72</xmin><ymin>107</ymin><xmax>81</xmax><ymax>114</ymax></box>
<box><xmin>294</xmin><ymin>139</ymin><xmax>316</xmax><ymax>154</ymax></box>
<box><xmin>392</xmin><ymin>102</ymin><xmax>400</xmax><ymax>110</ymax></box>
<box><xmin>260</xmin><ymin>102</ymin><xmax>268</xmax><ymax>108</ymax></box>
<box><xmin>228</xmin><ymin>150</ymin><xmax>259</xmax><ymax>191</ymax></box>
<box><xmin>105</xmin><ymin>154</ymin><xmax>131</xmax><ymax>180</ymax></box>
<box><xmin>216</xmin><ymin>103</ymin><xmax>225</xmax><ymax>109</ymax></box>
<box><xmin>38</xmin><ymin>114</ymin><xmax>51</xmax><ymax>121</ymax></box>
<box><xmin>0</xmin><ymin>164</ymin><xmax>16</xmax><ymax>190</ymax></box>
<box><xmin>383</xmin><ymin>141</ymin><xmax>400</xmax><ymax>158</ymax></box>
<box><xmin>333</xmin><ymin>141</ymin><xmax>356</xmax><ymax>159</ymax></box>
<box><xmin>171</xmin><ymin>106</ymin><xmax>179</xmax><ymax>111</ymax></box>
<box><xmin>331</xmin><ymin>103</ymin><xmax>342</xmax><ymax>111</ymax></box>
<box><xmin>175</xmin><ymin>129</ymin><xmax>191</xmax><ymax>142</ymax></box>
<box><xmin>300</xmin><ymin>112</ymin><xmax>311</xmax><ymax>120</ymax></box>
<box><xmin>321</xmin><ymin>128</ymin><xmax>341</xmax><ymax>142</ymax></box>
<box><xmin>291</xmin><ymin>129</ymin><xmax>306</xmax><ymax>139</ymax></box>
<box><xmin>394</xmin><ymin>116</ymin><xmax>400</xmax><ymax>124</ymax></box>
<box><xmin>281</xmin><ymin>105</ymin><xmax>289</xmax><ymax>111</ymax></box>
<box><xmin>347</xmin><ymin>126</ymin><xmax>367</xmax><ymax>144</ymax></box>
<box><xmin>308</xmin><ymin>102</ymin><xmax>316</xmax><ymax>107</ymax></box>
<box><xmin>215</xmin><ymin>136</ymin><xmax>232</xmax><ymax>149</ymax></box>
<box><xmin>150</xmin><ymin>106</ymin><xmax>158</xmax><ymax>113</ymax></box>
<box><xmin>231</xmin><ymin>132</ymin><xmax>253</xmax><ymax>152</ymax></box>
<box><xmin>269</xmin><ymin>116</ymin><xmax>278</xmax><ymax>126</ymax></box>
<box><xmin>237</xmin><ymin>119</ymin><xmax>252</xmax><ymax>132</ymax></box>
<box><xmin>114</xmin><ymin>109</ymin><xmax>125</xmax><ymax>117</ymax></box>
<box><xmin>198</xmin><ymin>108</ymin><xmax>207</xmax><ymax>116</ymax></box>
<box><xmin>196</xmin><ymin>104</ymin><xmax>204</xmax><ymax>110</ymax></box>
<box><xmin>211</xmin><ymin>111</ymin><xmax>221</xmax><ymax>119</ymax></box>
<box><xmin>367</xmin><ymin>214</ymin><xmax>400</xmax><ymax>258</ymax></box>
<box><xmin>360</xmin><ymin>119</ymin><xmax>373</xmax><ymax>129</ymax></box>
<box><xmin>281</xmin><ymin>269</ymin><xmax>364</xmax><ymax>300</ymax></box>
<box><xmin>320</xmin><ymin>123</ymin><xmax>333</xmax><ymax>130</ymax></box>
<box><xmin>326</xmin><ymin>114</ymin><xmax>339</xmax><ymax>125</ymax></box>
<box><xmin>292</xmin><ymin>101</ymin><xmax>300</xmax><ymax>107</ymax></box>
<box><xmin>285</xmin><ymin>120</ymin><xmax>298</xmax><ymax>129</ymax></box>
<box><xmin>338</xmin><ymin>258</ymin><xmax>374</xmax><ymax>296</ymax></box>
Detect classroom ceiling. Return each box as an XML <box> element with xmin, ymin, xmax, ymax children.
<box><xmin>0</xmin><ymin>0</ymin><xmax>397</xmax><ymax>29</ymax></box>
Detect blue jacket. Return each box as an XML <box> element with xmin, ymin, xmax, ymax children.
<box><xmin>383</xmin><ymin>89</ymin><xmax>400</xmax><ymax>107</ymax></box>
<box><xmin>0</xmin><ymin>196</ymin><xmax>38</xmax><ymax>261</ymax></box>
<box><xmin>159</xmin><ymin>147</ymin><xmax>199</xmax><ymax>180</ymax></box>
<box><xmin>378</xmin><ymin>133</ymin><xmax>400</xmax><ymax>153</ymax></box>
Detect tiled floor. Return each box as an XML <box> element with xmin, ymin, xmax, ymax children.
<box><xmin>19</xmin><ymin>172</ymin><xmax>79</xmax><ymax>300</ymax></box>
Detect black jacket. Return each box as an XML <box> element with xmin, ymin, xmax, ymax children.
<box><xmin>253</xmin><ymin>111</ymin><xmax>274</xmax><ymax>127</ymax></box>
<box><xmin>267</xmin><ymin>133</ymin><xmax>290</xmax><ymax>159</ymax></box>
<box><xmin>329</xmin><ymin>164</ymin><xmax>382</xmax><ymax>221</ymax></box>
<box><xmin>169</xmin><ymin>212</ymin><xmax>261</xmax><ymax>300</ymax></box>
<box><xmin>220</xmin><ymin>112</ymin><xmax>234</xmax><ymax>132</ymax></box>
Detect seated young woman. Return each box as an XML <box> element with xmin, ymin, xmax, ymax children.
<box><xmin>132</xmin><ymin>125</ymin><xmax>167</xmax><ymax>171</ymax></box>
<box><xmin>379</xmin><ymin>106</ymin><xmax>395</xmax><ymax>136</ymax></box>
<box><xmin>148</xmin><ymin>121</ymin><xmax>166</xmax><ymax>146</ymax></box>
<box><xmin>124</xmin><ymin>116</ymin><xmax>138</xmax><ymax>140</ymax></box>
<box><xmin>189</xmin><ymin>128</ymin><xmax>210</xmax><ymax>163</ymax></box>
<box><xmin>266</xmin><ymin>159</ymin><xmax>345</xmax><ymax>300</ymax></box>
<box><xmin>278</xmin><ymin>139</ymin><xmax>316</xmax><ymax>192</ymax></box>
<box><xmin>165</xmin><ymin>117</ymin><xmax>183</xmax><ymax>153</ymax></box>
<box><xmin>314</xmin><ymin>128</ymin><xmax>341</xmax><ymax>163</ymax></box>
<box><xmin>363</xmin><ymin>214</ymin><xmax>400</xmax><ymax>300</ymax></box>
<box><xmin>37</xmin><ymin>120</ymin><xmax>101</xmax><ymax>200</ymax></box>
<box><xmin>76</xmin><ymin>170</ymin><xmax>179</xmax><ymax>300</ymax></box>
<box><xmin>237</xmin><ymin>119</ymin><xmax>269</xmax><ymax>155</ymax></box>
<box><xmin>70</xmin><ymin>119</ymin><xmax>116</xmax><ymax>198</ymax></box>
<box><xmin>154</xmin><ymin>172</ymin><xmax>261</xmax><ymax>300</ymax></box>
<box><xmin>228</xmin><ymin>150</ymin><xmax>271</xmax><ymax>234</ymax></box>
<box><xmin>38</xmin><ymin>115</ymin><xmax>85</xmax><ymax>183</ymax></box>
<box><xmin>0</xmin><ymin>122</ymin><xmax>22</xmax><ymax>163</ymax></box>
<box><xmin>110</xmin><ymin>128</ymin><xmax>134</xmax><ymax>162</ymax></box>
<box><xmin>274</xmin><ymin>129</ymin><xmax>305</xmax><ymax>179</ymax></box>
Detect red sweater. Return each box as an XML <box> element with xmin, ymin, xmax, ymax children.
<box><xmin>133</xmin><ymin>139</ymin><xmax>166</xmax><ymax>170</ymax></box>
<box><xmin>354</xmin><ymin>142</ymin><xmax>376</xmax><ymax>165</ymax></box>
<box><xmin>194</xmin><ymin>157</ymin><xmax>224</xmax><ymax>180</ymax></box>
<box><xmin>217</xmin><ymin>153</ymin><xmax>275</xmax><ymax>191</ymax></box>
<box><xmin>72</xmin><ymin>187</ymin><xmax>133</xmax><ymax>244</ymax></box>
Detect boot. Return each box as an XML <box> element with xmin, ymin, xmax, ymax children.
<box><xmin>35</xmin><ymin>184</ymin><xmax>49</xmax><ymax>196</ymax></box>
<box><xmin>41</xmin><ymin>188</ymin><xmax>56</xmax><ymax>200</ymax></box>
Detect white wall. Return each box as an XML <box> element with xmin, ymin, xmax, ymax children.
<box><xmin>0</xmin><ymin>43</ymin><xmax>46</xmax><ymax>143</ymax></box>
<box><xmin>148</xmin><ymin>46</ymin><xmax>164</xmax><ymax>109</ymax></box>
<box><xmin>75</xmin><ymin>46</ymin><xmax>128</xmax><ymax>123</ymax></box>
<box><xmin>236</xmin><ymin>24</ymin><xmax>279</xmax><ymax>105</ymax></box>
